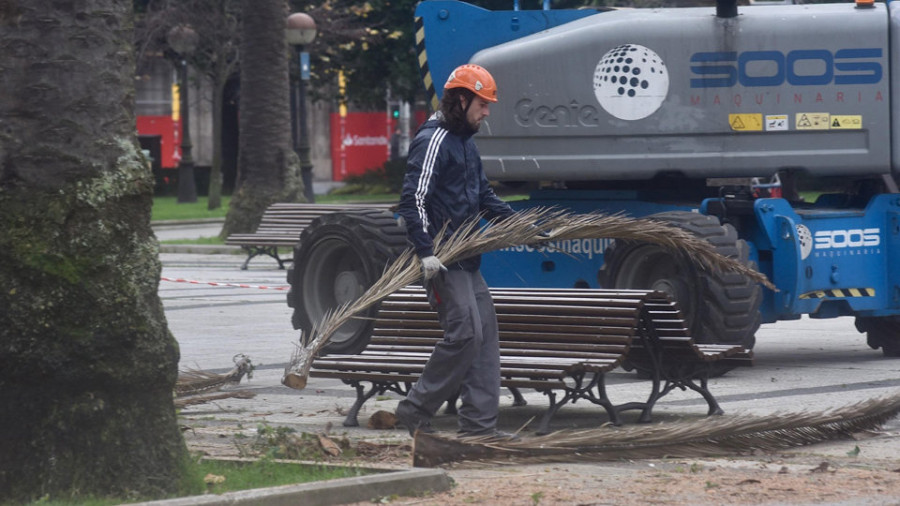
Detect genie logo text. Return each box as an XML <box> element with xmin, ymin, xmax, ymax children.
<box><xmin>690</xmin><ymin>48</ymin><xmax>882</xmax><ymax>88</ymax></box>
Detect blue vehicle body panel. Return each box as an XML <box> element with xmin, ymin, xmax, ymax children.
<box><xmin>742</xmin><ymin>194</ymin><xmax>900</xmax><ymax>321</ymax></box>
<box><xmin>414</xmin><ymin>1</ymin><xmax>598</xmax><ymax>103</ymax></box>
<box><xmin>480</xmin><ymin>191</ymin><xmax>695</xmax><ymax>288</ymax></box>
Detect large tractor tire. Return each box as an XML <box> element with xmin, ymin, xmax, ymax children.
<box><xmin>598</xmin><ymin>211</ymin><xmax>761</xmax><ymax>350</ymax></box>
<box><xmin>854</xmin><ymin>316</ymin><xmax>900</xmax><ymax>357</ymax></box>
<box><xmin>287</xmin><ymin>209</ymin><xmax>408</xmax><ymax>355</ymax></box>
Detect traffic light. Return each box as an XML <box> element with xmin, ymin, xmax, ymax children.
<box><xmin>390</xmin><ymin>103</ymin><xmax>400</xmax><ymax>119</ymax></box>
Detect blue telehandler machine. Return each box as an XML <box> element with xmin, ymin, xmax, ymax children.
<box><xmin>288</xmin><ymin>0</ymin><xmax>900</xmax><ymax>359</ymax></box>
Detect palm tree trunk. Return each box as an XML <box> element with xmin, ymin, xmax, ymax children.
<box><xmin>0</xmin><ymin>1</ymin><xmax>188</xmax><ymax>502</ymax></box>
<box><xmin>208</xmin><ymin>76</ymin><xmax>225</xmax><ymax>210</ymax></box>
<box><xmin>221</xmin><ymin>0</ymin><xmax>304</xmax><ymax>237</ymax></box>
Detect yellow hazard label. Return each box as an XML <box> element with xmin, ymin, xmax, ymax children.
<box><xmin>729</xmin><ymin>114</ymin><xmax>763</xmax><ymax>132</ymax></box>
<box><xmin>830</xmin><ymin>115</ymin><xmax>863</xmax><ymax>129</ymax></box>
<box><xmin>795</xmin><ymin>113</ymin><xmax>830</xmax><ymax>130</ymax></box>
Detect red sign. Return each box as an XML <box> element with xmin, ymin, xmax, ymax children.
<box><xmin>137</xmin><ymin>115</ymin><xmax>180</xmax><ymax>169</ymax></box>
<box><xmin>330</xmin><ymin>112</ymin><xmax>392</xmax><ymax>181</ymax></box>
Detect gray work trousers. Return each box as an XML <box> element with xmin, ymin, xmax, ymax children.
<box><xmin>405</xmin><ymin>269</ymin><xmax>501</xmax><ymax>433</ymax></box>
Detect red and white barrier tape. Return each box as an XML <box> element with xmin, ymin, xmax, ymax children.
<box><xmin>160</xmin><ymin>277</ymin><xmax>290</xmax><ymax>291</ymax></box>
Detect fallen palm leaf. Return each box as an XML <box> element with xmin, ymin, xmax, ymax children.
<box><xmin>318</xmin><ymin>434</ymin><xmax>342</xmax><ymax>457</ymax></box>
<box><xmin>411</xmin><ymin>392</ymin><xmax>900</xmax><ymax>467</ymax></box>
<box><xmin>176</xmin><ymin>354</ymin><xmax>254</xmax><ymax>398</ymax></box>
<box><xmin>283</xmin><ymin>208</ymin><xmax>775</xmax><ymax>389</ymax></box>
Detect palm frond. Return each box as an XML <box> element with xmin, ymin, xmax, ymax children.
<box><xmin>177</xmin><ymin>354</ymin><xmax>253</xmax><ymax>396</ymax></box>
<box><xmin>436</xmin><ymin>208</ymin><xmax>773</xmax><ymax>289</ymax></box>
<box><xmin>412</xmin><ymin>392</ymin><xmax>900</xmax><ymax>467</ymax></box>
<box><xmin>283</xmin><ymin>208</ymin><xmax>775</xmax><ymax>388</ymax></box>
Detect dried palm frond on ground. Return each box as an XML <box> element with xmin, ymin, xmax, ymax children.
<box><xmin>175</xmin><ymin>354</ymin><xmax>255</xmax><ymax>406</ymax></box>
<box><xmin>283</xmin><ymin>208</ymin><xmax>776</xmax><ymax>389</ymax></box>
<box><xmin>412</xmin><ymin>391</ymin><xmax>900</xmax><ymax>467</ymax></box>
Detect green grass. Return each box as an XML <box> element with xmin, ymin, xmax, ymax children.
<box><xmin>151</xmin><ymin>194</ymin><xmax>400</xmax><ymax>223</ymax></box>
<box><xmin>23</xmin><ymin>458</ymin><xmax>372</xmax><ymax>505</ymax></box>
<box><xmin>151</xmin><ymin>196</ymin><xmax>231</xmax><ymax>222</ymax></box>
<box><xmin>160</xmin><ymin>236</ymin><xmax>225</xmax><ymax>245</ymax></box>
<box><xmin>316</xmin><ymin>193</ymin><xmax>399</xmax><ymax>204</ymax></box>
<box><xmin>152</xmin><ymin>191</ymin><xmax>527</xmax><ymax>224</ymax></box>
<box><xmin>799</xmin><ymin>191</ymin><xmax>822</xmax><ymax>203</ymax></box>
<box><xmin>186</xmin><ymin>458</ymin><xmax>370</xmax><ymax>495</ymax></box>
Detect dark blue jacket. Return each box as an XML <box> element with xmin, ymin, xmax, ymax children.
<box><xmin>397</xmin><ymin>115</ymin><xmax>514</xmax><ymax>271</ymax></box>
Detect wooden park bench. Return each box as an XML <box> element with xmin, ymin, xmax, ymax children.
<box><xmin>310</xmin><ymin>287</ymin><xmax>753</xmax><ymax>434</ymax></box>
<box><xmin>224</xmin><ymin>202</ymin><xmax>394</xmax><ymax>270</ymax></box>
<box><xmin>611</xmin><ymin>292</ymin><xmax>754</xmax><ymax>422</ymax></box>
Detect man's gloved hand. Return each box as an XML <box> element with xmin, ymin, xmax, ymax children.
<box><xmin>420</xmin><ymin>255</ymin><xmax>448</xmax><ymax>280</ymax></box>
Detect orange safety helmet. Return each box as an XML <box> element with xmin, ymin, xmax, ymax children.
<box><xmin>444</xmin><ymin>64</ymin><xmax>498</xmax><ymax>103</ymax></box>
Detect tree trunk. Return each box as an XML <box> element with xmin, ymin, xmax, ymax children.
<box><xmin>220</xmin><ymin>0</ymin><xmax>304</xmax><ymax>238</ymax></box>
<box><xmin>207</xmin><ymin>75</ymin><xmax>225</xmax><ymax>210</ymax></box>
<box><xmin>0</xmin><ymin>1</ymin><xmax>188</xmax><ymax>502</ymax></box>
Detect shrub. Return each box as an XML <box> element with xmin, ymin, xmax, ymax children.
<box><xmin>337</xmin><ymin>158</ymin><xmax>407</xmax><ymax>195</ymax></box>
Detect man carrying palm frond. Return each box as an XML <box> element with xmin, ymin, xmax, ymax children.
<box><xmin>394</xmin><ymin>64</ymin><xmax>520</xmax><ymax>442</ymax></box>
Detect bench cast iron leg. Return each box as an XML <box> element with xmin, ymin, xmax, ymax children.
<box><xmin>611</xmin><ymin>365</ymin><xmax>661</xmax><ymax>424</ymax></box>
<box><xmin>342</xmin><ymin>381</ymin><xmax>386</xmax><ymax>427</ymax></box>
<box><xmin>637</xmin><ymin>367</ymin><xmax>662</xmax><ymax>423</ymax></box>
<box><xmin>592</xmin><ymin>374</ymin><xmax>621</xmax><ymax>426</ymax></box>
<box><xmin>510</xmin><ymin>387</ymin><xmax>527</xmax><ymax>407</ymax></box>
<box><xmin>537</xmin><ymin>390</ymin><xmax>575</xmax><ymax>435</ymax></box>
<box><xmin>682</xmin><ymin>375</ymin><xmax>724</xmax><ymax>416</ymax></box>
<box><xmin>239</xmin><ymin>247</ymin><xmax>257</xmax><ymax>270</ymax></box>
<box><xmin>272</xmin><ymin>249</ymin><xmax>287</xmax><ymax>270</ymax></box>
<box><xmin>240</xmin><ymin>246</ymin><xmax>285</xmax><ymax>270</ymax></box>
<box><xmin>536</xmin><ymin>372</ymin><xmax>604</xmax><ymax>435</ymax></box>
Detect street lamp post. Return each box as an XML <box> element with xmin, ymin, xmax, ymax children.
<box><xmin>167</xmin><ymin>24</ymin><xmax>199</xmax><ymax>203</ymax></box>
<box><xmin>286</xmin><ymin>13</ymin><xmax>317</xmax><ymax>203</ymax></box>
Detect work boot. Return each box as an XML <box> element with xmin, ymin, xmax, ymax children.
<box><xmin>457</xmin><ymin>428</ymin><xmax>521</xmax><ymax>443</ymax></box>
<box><xmin>394</xmin><ymin>400</ymin><xmax>435</xmax><ymax>437</ymax></box>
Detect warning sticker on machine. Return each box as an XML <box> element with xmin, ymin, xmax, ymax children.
<box><xmin>830</xmin><ymin>115</ymin><xmax>863</xmax><ymax>129</ymax></box>
<box><xmin>729</xmin><ymin>113</ymin><xmax>763</xmax><ymax>131</ymax></box>
<box><xmin>795</xmin><ymin>113</ymin><xmax>830</xmax><ymax>130</ymax></box>
<box><xmin>765</xmin><ymin>115</ymin><xmax>788</xmax><ymax>131</ymax></box>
